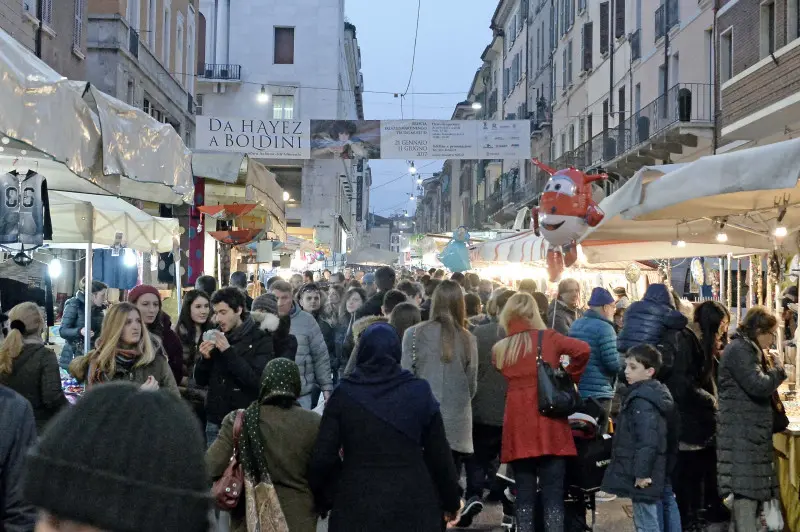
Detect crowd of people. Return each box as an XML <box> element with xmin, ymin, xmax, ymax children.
<box><xmin>0</xmin><ymin>264</ymin><xmax>791</xmax><ymax>532</ymax></box>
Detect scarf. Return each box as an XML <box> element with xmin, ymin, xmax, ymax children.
<box><xmin>338</xmin><ymin>322</ymin><xmax>440</xmax><ymax>444</ymax></box>
<box><xmin>224</xmin><ymin>315</ymin><xmax>256</xmax><ymax>345</ymax></box>
<box><xmin>239</xmin><ymin>359</ymin><xmax>301</xmax><ymax>483</ymax></box>
<box><xmin>91</xmin><ymin>346</ymin><xmax>139</xmax><ymax>384</ymax></box>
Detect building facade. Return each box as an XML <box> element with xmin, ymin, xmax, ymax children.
<box><xmin>86</xmin><ymin>0</ymin><xmax>197</xmax><ymax>146</ymax></box>
<box><xmin>198</xmin><ymin>0</ymin><xmax>366</xmax><ymax>254</ymax></box>
<box><xmin>1</xmin><ymin>0</ymin><xmax>90</xmax><ymax>79</ymax></box>
<box><xmin>718</xmin><ymin>0</ymin><xmax>800</xmax><ymax>150</ymax></box>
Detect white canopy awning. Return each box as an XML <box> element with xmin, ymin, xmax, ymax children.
<box><xmin>0</xmin><ymin>28</ymin><xmax>192</xmax><ymax>204</ymax></box>
<box><xmin>46</xmin><ymin>192</ymin><xmax>178</xmax><ymax>253</ymax></box>
<box><xmin>347</xmin><ymin>247</ymin><xmax>400</xmax><ymax>266</ymax></box>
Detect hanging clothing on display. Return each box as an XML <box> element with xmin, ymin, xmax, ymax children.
<box><xmin>92</xmin><ymin>250</ymin><xmax>139</xmax><ymax>290</ymax></box>
<box><xmin>0</xmin><ymin>170</ymin><xmax>53</xmax><ymax>247</ymax></box>
<box><xmin>0</xmin><ymin>259</ymin><xmax>54</xmax><ymax>325</ymax></box>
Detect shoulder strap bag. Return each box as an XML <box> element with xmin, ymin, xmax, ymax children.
<box><xmin>212</xmin><ymin>410</ymin><xmax>245</xmax><ymax>510</ymax></box>
<box><xmin>536</xmin><ymin>330</ymin><xmax>581</xmax><ymax>418</ymax></box>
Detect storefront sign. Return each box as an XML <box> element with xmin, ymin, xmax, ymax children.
<box><xmin>195</xmin><ymin>118</ymin><xmax>531</xmax><ymax>160</ymax></box>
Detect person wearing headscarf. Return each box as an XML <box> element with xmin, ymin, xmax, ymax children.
<box><xmin>206</xmin><ymin>358</ymin><xmax>321</xmax><ymax>532</ymax></box>
<box><xmin>309</xmin><ymin>323</ymin><xmax>461</xmax><ymax>531</ymax></box>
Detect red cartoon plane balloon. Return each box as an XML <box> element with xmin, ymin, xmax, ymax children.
<box><xmin>531</xmin><ymin>159</ymin><xmax>607</xmax><ymax>281</ymax></box>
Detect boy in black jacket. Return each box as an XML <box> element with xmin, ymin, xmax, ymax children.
<box><xmin>602</xmin><ymin>344</ymin><xmax>681</xmax><ymax>531</ymax></box>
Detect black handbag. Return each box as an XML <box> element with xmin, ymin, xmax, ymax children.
<box><xmin>536</xmin><ymin>330</ymin><xmax>582</xmax><ymax>418</ymax></box>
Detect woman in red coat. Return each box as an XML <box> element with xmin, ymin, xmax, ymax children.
<box><xmin>493</xmin><ymin>292</ymin><xmax>590</xmax><ymax>532</ymax></box>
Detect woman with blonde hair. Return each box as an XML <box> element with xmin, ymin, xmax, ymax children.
<box><xmin>69</xmin><ymin>302</ymin><xmax>179</xmax><ymax>396</ymax></box>
<box><xmin>400</xmin><ymin>279</ymin><xmax>478</xmax><ymax>510</ymax></box>
<box><xmin>494</xmin><ymin>292</ymin><xmax>590</xmax><ymax>532</ymax></box>
<box><xmin>0</xmin><ymin>302</ymin><xmax>67</xmax><ymax>432</ymax></box>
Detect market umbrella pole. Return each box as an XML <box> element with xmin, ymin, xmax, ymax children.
<box><xmin>83</xmin><ymin>205</ymin><xmax>94</xmax><ymax>355</ymax></box>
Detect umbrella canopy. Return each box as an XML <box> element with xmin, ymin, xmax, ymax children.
<box><xmin>197</xmin><ymin>204</ymin><xmax>258</xmax><ymax>219</ymax></box>
<box><xmin>208</xmin><ymin>228</ymin><xmax>265</xmax><ymax>246</ymax></box>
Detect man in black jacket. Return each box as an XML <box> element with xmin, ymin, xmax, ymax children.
<box><xmin>0</xmin><ymin>385</ymin><xmax>37</xmax><ymax>531</ymax></box>
<box><xmin>195</xmin><ymin>287</ymin><xmax>274</xmax><ymax>448</ymax></box>
<box><xmin>356</xmin><ymin>266</ymin><xmax>396</xmax><ymax>318</ymax></box>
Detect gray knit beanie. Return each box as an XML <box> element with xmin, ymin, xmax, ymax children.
<box><xmin>253</xmin><ymin>293</ymin><xmax>279</xmax><ymax>314</ymax></box>
<box><xmin>24</xmin><ymin>383</ymin><xmax>210</xmax><ymax>532</ymax></box>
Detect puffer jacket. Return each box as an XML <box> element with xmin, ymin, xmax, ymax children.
<box><xmin>58</xmin><ymin>291</ymin><xmax>104</xmax><ymax>368</ymax></box>
<box><xmin>717</xmin><ymin>336</ymin><xmax>786</xmax><ymax>501</ymax></box>
<box><xmin>602</xmin><ymin>379</ymin><xmax>679</xmax><ymax>503</ymax></box>
<box><xmin>569</xmin><ymin>309</ymin><xmax>620</xmax><ymax>400</ymax></box>
<box><xmin>548</xmin><ymin>299</ymin><xmax>583</xmax><ymax>335</ymax></box>
<box><xmin>289</xmin><ymin>304</ymin><xmax>333</xmax><ymax>397</ymax></box>
<box><xmin>0</xmin><ymin>385</ymin><xmax>38</xmax><ymax>531</ymax></box>
<box><xmin>617</xmin><ymin>284</ymin><xmax>687</xmax><ymax>353</ymax></box>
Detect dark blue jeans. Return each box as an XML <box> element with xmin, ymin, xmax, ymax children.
<box><xmin>511</xmin><ymin>456</ymin><xmax>566</xmax><ymax>532</ymax></box>
<box><xmin>205</xmin><ymin>422</ymin><xmax>221</xmax><ymax>450</ymax></box>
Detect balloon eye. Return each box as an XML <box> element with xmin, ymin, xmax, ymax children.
<box><xmin>555</xmin><ymin>184</ymin><xmax>562</xmax><ymax>191</ymax></box>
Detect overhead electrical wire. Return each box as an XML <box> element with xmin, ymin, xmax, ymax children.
<box><xmin>402</xmin><ymin>0</ymin><xmax>422</xmax><ymax>97</ymax></box>
<box><xmin>370</xmin><ymin>161</ymin><xmax>438</xmax><ymax>190</ymax></box>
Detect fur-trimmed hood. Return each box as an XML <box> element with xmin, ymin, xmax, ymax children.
<box><xmin>352</xmin><ymin>315</ymin><xmax>388</xmax><ymax>341</ymax></box>
<box><xmin>252</xmin><ymin>310</ymin><xmax>281</xmax><ymax>333</ymax></box>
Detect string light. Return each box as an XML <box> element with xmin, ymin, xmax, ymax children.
<box><xmin>48</xmin><ymin>258</ymin><xmax>62</xmax><ymax>278</ymax></box>
<box><xmin>282</xmin><ymin>191</ymin><xmax>290</xmax><ymax>201</ymax></box>
<box><xmin>257</xmin><ymin>85</ymin><xmax>269</xmax><ymax>104</ymax></box>
<box><xmin>409</xmin><ymin>162</ymin><xmax>417</xmax><ymax>174</ymax></box>
<box><xmin>775</xmin><ymin>226</ymin><xmax>788</xmax><ymax>238</ymax></box>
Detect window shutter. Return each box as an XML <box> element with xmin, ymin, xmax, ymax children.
<box><xmin>600</xmin><ymin>2</ymin><xmax>610</xmax><ymax>54</ymax></box>
<box><xmin>615</xmin><ymin>0</ymin><xmax>625</xmax><ymax>38</ymax></box>
<box><xmin>582</xmin><ymin>22</ymin><xmax>593</xmax><ymax>71</ymax></box>
<box><xmin>73</xmin><ymin>0</ymin><xmax>84</xmax><ymax>48</ymax></box>
<box><xmin>570</xmin><ymin>0</ymin><xmax>575</xmax><ymax>28</ymax></box>
<box><xmin>562</xmin><ymin>48</ymin><xmax>567</xmax><ymax>89</ymax></box>
<box><xmin>42</xmin><ymin>0</ymin><xmax>52</xmax><ymax>24</ymax></box>
<box><xmin>567</xmin><ymin>40</ymin><xmax>573</xmax><ymax>83</ymax></box>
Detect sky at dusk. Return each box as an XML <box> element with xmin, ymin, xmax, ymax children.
<box><xmin>344</xmin><ymin>0</ymin><xmax>497</xmax><ymax>217</ymax></box>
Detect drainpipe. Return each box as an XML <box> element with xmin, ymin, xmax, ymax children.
<box><xmin>35</xmin><ymin>0</ymin><xmax>43</xmax><ymax>58</ymax></box>
<box><xmin>663</xmin><ymin>2</ymin><xmax>670</xmax><ymax>119</ymax></box>
<box><xmin>609</xmin><ymin>0</ymin><xmax>615</xmax><ymax>119</ymax></box>
<box><xmin>712</xmin><ymin>0</ymin><xmax>721</xmax><ymax>154</ymax></box>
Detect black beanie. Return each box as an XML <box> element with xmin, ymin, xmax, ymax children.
<box><xmin>24</xmin><ymin>383</ymin><xmax>210</xmax><ymax>532</ymax></box>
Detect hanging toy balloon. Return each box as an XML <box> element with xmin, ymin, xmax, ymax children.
<box><xmin>530</xmin><ymin>158</ymin><xmax>607</xmax><ymax>282</ymax></box>
<box><xmin>438</xmin><ymin>226</ymin><xmax>471</xmax><ymax>273</ymax></box>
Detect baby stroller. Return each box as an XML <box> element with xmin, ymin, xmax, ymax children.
<box><xmin>497</xmin><ymin>398</ymin><xmax>613</xmax><ymax>532</ymax></box>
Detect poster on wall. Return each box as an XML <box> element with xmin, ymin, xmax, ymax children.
<box><xmin>310</xmin><ymin>120</ymin><xmax>381</xmax><ymax>159</ymax></box>
<box><xmin>380</xmin><ymin>120</ymin><xmax>531</xmax><ymax>160</ymax></box>
<box><xmin>195</xmin><ymin>118</ymin><xmax>531</xmax><ymax>160</ymax></box>
<box><xmin>194</xmin><ymin>116</ymin><xmax>311</xmax><ymax>158</ymax></box>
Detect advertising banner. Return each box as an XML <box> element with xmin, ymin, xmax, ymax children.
<box><xmin>195</xmin><ymin>117</ymin><xmax>531</xmax><ymax>160</ymax></box>
<box><xmin>195</xmin><ymin>116</ymin><xmax>311</xmax><ymax>158</ymax></box>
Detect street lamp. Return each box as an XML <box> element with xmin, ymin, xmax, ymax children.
<box><xmin>282</xmin><ymin>191</ymin><xmax>290</xmax><ymax>201</ymax></box>
<box><xmin>257</xmin><ymin>85</ymin><xmax>269</xmax><ymax>104</ymax></box>
<box><xmin>409</xmin><ymin>162</ymin><xmax>417</xmax><ymax>174</ymax></box>
<box><xmin>471</xmin><ymin>101</ymin><xmax>482</xmax><ymax>110</ymax></box>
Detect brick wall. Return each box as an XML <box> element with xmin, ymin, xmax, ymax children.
<box><xmin>719</xmin><ymin>0</ymin><xmax>792</xmax><ymax>78</ymax></box>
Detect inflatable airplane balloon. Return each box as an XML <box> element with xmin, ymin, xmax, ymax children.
<box><xmin>531</xmin><ymin>159</ymin><xmax>607</xmax><ymax>281</ymax></box>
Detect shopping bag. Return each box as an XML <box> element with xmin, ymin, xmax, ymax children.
<box><xmin>763</xmin><ymin>499</ymin><xmax>784</xmax><ymax>531</ymax></box>
<box><xmin>313</xmin><ymin>394</ymin><xmax>326</xmax><ymax>415</ymax></box>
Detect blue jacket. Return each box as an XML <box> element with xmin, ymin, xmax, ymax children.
<box><xmin>569</xmin><ymin>309</ymin><xmax>620</xmax><ymax>399</ymax></box>
<box><xmin>617</xmin><ymin>284</ymin><xmax>687</xmax><ymax>354</ymax></box>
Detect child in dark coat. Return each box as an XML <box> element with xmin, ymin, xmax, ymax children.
<box><xmin>602</xmin><ymin>344</ymin><xmax>681</xmax><ymax>531</ymax></box>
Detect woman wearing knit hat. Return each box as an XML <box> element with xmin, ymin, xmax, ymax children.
<box><xmin>68</xmin><ymin>302</ymin><xmax>179</xmax><ymax>396</ymax></box>
<box><xmin>25</xmin><ymin>382</ymin><xmax>210</xmax><ymax>532</ymax></box>
<box><xmin>206</xmin><ymin>358</ymin><xmax>320</xmax><ymax>532</ymax></box>
<box><xmin>252</xmin><ymin>293</ymin><xmax>298</xmax><ymax>361</ymax></box>
<box><xmin>127</xmin><ymin>284</ymin><xmax>184</xmax><ymax>384</ymax></box>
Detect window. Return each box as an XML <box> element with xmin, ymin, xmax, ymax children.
<box><xmin>720</xmin><ymin>28</ymin><xmax>733</xmax><ymax>83</ymax></box>
<box><xmin>760</xmin><ymin>1</ymin><xmax>775</xmax><ymax>59</ymax></box>
<box><xmin>175</xmin><ymin>13</ymin><xmax>184</xmax><ymax>85</ymax></box>
<box><xmin>562</xmin><ymin>48</ymin><xmax>568</xmax><ymax>90</ymax></box>
<box><xmin>789</xmin><ymin>0</ymin><xmax>799</xmax><ymax>40</ymax></box>
<box><xmin>187</xmin><ymin>9</ymin><xmax>195</xmax><ymax>94</ymax></box>
<box><xmin>73</xmin><ymin>0</ymin><xmax>84</xmax><ymax>49</ymax></box>
<box><xmin>587</xmin><ymin>114</ymin><xmax>593</xmax><ymax>139</ymax></box>
<box><xmin>536</xmin><ymin>27</ymin><xmax>540</xmax><ymax>71</ymax></box>
<box><xmin>274</xmin><ymin>27</ymin><xmax>295</xmax><ymax>64</ymax></box>
<box><xmin>125</xmin><ymin>0</ymin><xmax>139</xmax><ymax>29</ymax></box>
<box><xmin>568</xmin><ymin>124</ymin><xmax>575</xmax><ymax>151</ymax></box>
<box><xmin>566</xmin><ymin>40</ymin><xmax>573</xmax><ymax>84</ymax></box>
<box><xmin>41</xmin><ymin>0</ymin><xmax>52</xmax><ymax>26</ymax></box>
<box><xmin>507</xmin><ymin>12</ymin><xmax>518</xmax><ymax>50</ymax></box>
<box><xmin>561</xmin><ymin>133</ymin><xmax>567</xmax><ymax>156</ymax></box>
<box><xmin>618</xmin><ymin>86</ymin><xmax>626</xmax><ymax>125</ymax></box>
<box><xmin>602</xmin><ymin>99</ymin><xmax>609</xmax><ymax>131</ymax></box>
<box><xmin>615</xmin><ymin>0</ymin><xmax>625</xmax><ymax>39</ymax></box>
<box><xmin>671</xmin><ymin>53</ymin><xmax>679</xmax><ymax>85</ymax></box>
<box><xmin>504</xmin><ymin>68</ymin><xmax>510</xmax><ymax>98</ymax></box>
<box><xmin>579</xmin><ymin>0</ymin><xmax>586</xmax><ymax>12</ymax></box>
<box><xmin>600</xmin><ymin>2</ymin><xmax>610</xmax><ymax>54</ymax></box>
<box><xmin>658</xmin><ymin>63</ymin><xmax>666</xmax><ymax>95</ymax></box>
<box><xmin>634</xmin><ymin>83</ymin><xmax>641</xmax><ymax>113</ymax></box>
<box><xmin>582</xmin><ymin>22</ymin><xmax>593</xmax><ymax>71</ymax></box>
<box><xmin>272</xmin><ymin>95</ymin><xmax>294</xmax><ymax>120</ymax></box>
<box><xmin>162</xmin><ymin>4</ymin><xmax>171</xmax><ymax>68</ymax></box>
<box><xmin>579</xmin><ymin>117</ymin><xmax>586</xmax><ymax>144</ymax></box>
<box><xmin>541</xmin><ymin>21</ymin><xmax>545</xmax><ymax>65</ymax></box>
<box><xmin>195</xmin><ymin>94</ymin><xmax>204</xmax><ymax>115</ymax></box>
<box><xmin>635</xmin><ymin>0</ymin><xmax>642</xmax><ymax>30</ymax></box>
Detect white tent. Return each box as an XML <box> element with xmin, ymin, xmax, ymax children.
<box><xmin>0</xmin><ymin>28</ymin><xmax>192</xmax><ymax>204</ymax></box>
<box><xmin>347</xmin><ymin>247</ymin><xmax>400</xmax><ymax>266</ymax></box>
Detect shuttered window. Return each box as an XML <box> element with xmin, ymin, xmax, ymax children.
<box><xmin>274</xmin><ymin>27</ymin><xmax>295</xmax><ymax>64</ymax></box>
<box><xmin>582</xmin><ymin>22</ymin><xmax>593</xmax><ymax>71</ymax></box>
<box><xmin>600</xmin><ymin>2</ymin><xmax>610</xmax><ymax>54</ymax></box>
<box><xmin>615</xmin><ymin>0</ymin><xmax>626</xmax><ymax>39</ymax></box>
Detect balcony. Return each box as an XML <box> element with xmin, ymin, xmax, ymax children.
<box><xmin>128</xmin><ymin>27</ymin><xmax>139</xmax><ymax>59</ymax></box>
<box><xmin>631</xmin><ymin>29</ymin><xmax>641</xmax><ymax>61</ymax></box>
<box><xmin>557</xmin><ymin>83</ymin><xmax>714</xmax><ymax>178</ymax></box>
<box><xmin>198</xmin><ymin>64</ymin><xmax>242</xmax><ymax>82</ymax></box>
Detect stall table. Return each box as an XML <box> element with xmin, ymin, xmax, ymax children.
<box><xmin>777</xmin><ymin>400</ymin><xmax>800</xmax><ymax>531</ymax></box>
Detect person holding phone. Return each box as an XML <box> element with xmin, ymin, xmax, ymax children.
<box><xmin>194</xmin><ymin>287</ymin><xmax>275</xmax><ymax>448</ymax></box>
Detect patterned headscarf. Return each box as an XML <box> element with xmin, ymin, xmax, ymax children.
<box><xmin>239</xmin><ymin>358</ymin><xmax>301</xmax><ymax>482</ymax></box>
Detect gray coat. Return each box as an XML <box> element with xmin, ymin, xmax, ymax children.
<box><xmin>471</xmin><ymin>321</ymin><xmax>506</xmax><ymax>427</ymax></box>
<box><xmin>717</xmin><ymin>336</ymin><xmax>786</xmax><ymax>501</ymax></box>
<box><xmin>548</xmin><ymin>299</ymin><xmax>583</xmax><ymax>335</ymax></box>
<box><xmin>401</xmin><ymin>321</ymin><xmax>478</xmax><ymax>454</ymax></box>
<box><xmin>289</xmin><ymin>304</ymin><xmax>333</xmax><ymax>397</ymax></box>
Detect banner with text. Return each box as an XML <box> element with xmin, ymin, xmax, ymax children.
<box><xmin>195</xmin><ymin>117</ymin><xmax>531</xmax><ymax>160</ymax></box>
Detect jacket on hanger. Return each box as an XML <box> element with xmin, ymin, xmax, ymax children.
<box><xmin>0</xmin><ymin>171</ymin><xmax>52</xmax><ymax>246</ymax></box>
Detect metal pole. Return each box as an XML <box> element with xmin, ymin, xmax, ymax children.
<box><xmin>736</xmin><ymin>258</ymin><xmax>741</xmax><ymax>323</ymax></box>
<box><xmin>175</xmin><ymin>243</ymin><xmax>182</xmax><ymax>311</ymax></box>
<box><xmin>726</xmin><ymin>253</ymin><xmax>732</xmax><ymax>310</ymax></box>
<box><xmin>748</xmin><ymin>256</ymin><xmax>754</xmax><ymax>308</ymax></box>
<box><xmin>663</xmin><ymin>1</ymin><xmax>670</xmax><ymax>120</ymax></box>
<box><xmin>83</xmin><ymin>206</ymin><xmax>94</xmax><ymax>354</ymax></box>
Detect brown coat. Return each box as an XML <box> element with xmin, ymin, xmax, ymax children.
<box><xmin>69</xmin><ymin>352</ymin><xmax>179</xmax><ymax>397</ymax></box>
<box><xmin>206</xmin><ymin>405</ymin><xmax>321</xmax><ymax>532</ymax></box>
<box><xmin>0</xmin><ymin>343</ymin><xmax>67</xmax><ymax>432</ymax></box>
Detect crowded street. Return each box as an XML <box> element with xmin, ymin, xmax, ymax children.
<box><xmin>4</xmin><ymin>0</ymin><xmax>800</xmax><ymax>531</ymax></box>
